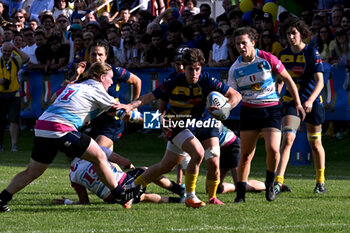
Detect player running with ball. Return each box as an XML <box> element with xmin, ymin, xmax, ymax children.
<box><xmin>116</xmin><ymin>48</ymin><xmax>242</xmax><ymax>208</ymax></box>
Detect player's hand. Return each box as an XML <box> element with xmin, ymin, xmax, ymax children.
<box><xmin>114</xmin><ymin>103</ymin><xmax>133</xmax><ymax>113</ymax></box>
<box><xmin>76</xmin><ymin>61</ymin><xmax>87</xmax><ymax>76</ymax></box>
<box><xmin>296</xmin><ymin>104</ymin><xmax>306</xmax><ymax>121</ymax></box>
<box><xmin>302</xmin><ymin>100</ymin><xmax>313</xmax><ymax>114</ymax></box>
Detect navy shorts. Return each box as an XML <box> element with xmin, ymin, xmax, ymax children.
<box><xmin>194</xmin><ymin>127</ymin><xmax>220</xmax><ymax>141</ymax></box>
<box><xmin>282</xmin><ymin>101</ymin><xmax>325</xmax><ymax>125</ymax></box>
<box><xmin>88</xmin><ymin>112</ymin><xmax>125</xmax><ymax>142</ymax></box>
<box><xmin>220</xmin><ymin>137</ymin><xmax>241</xmax><ymax>169</ymax></box>
<box><xmin>240</xmin><ymin>105</ymin><xmax>282</xmax><ymax>131</ymax></box>
<box><xmin>31</xmin><ymin>132</ymin><xmax>91</xmax><ymax>164</ymax></box>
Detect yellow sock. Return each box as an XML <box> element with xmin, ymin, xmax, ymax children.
<box><xmin>316</xmin><ymin>168</ymin><xmax>325</xmax><ymax>183</ymax></box>
<box><xmin>134</xmin><ymin>174</ymin><xmax>149</xmax><ymax>188</ymax></box>
<box><xmin>207</xmin><ymin>179</ymin><xmax>220</xmax><ymax>199</ymax></box>
<box><xmin>275</xmin><ymin>175</ymin><xmax>284</xmax><ymax>185</ymax></box>
<box><xmin>185</xmin><ymin>171</ymin><xmax>198</xmax><ymax>194</ymax></box>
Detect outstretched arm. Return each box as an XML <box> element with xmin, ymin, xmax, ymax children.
<box><xmin>52</xmin><ymin>183</ymin><xmax>90</xmax><ymax>205</ymax></box>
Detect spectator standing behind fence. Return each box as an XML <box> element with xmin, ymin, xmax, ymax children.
<box><xmin>0</xmin><ymin>42</ymin><xmax>29</xmax><ymax>152</ymax></box>
<box><xmin>208</xmin><ymin>28</ymin><xmax>230</xmax><ymax>67</ymax></box>
<box><xmin>313</xmin><ymin>25</ymin><xmax>333</xmax><ymax>62</ymax></box>
<box><xmin>258</xmin><ymin>28</ymin><xmax>283</xmax><ymax>58</ymax></box>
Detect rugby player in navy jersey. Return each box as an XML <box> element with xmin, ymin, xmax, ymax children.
<box><xmin>276</xmin><ymin>18</ymin><xmax>326</xmax><ymax>194</ymax></box>
<box><xmin>74</xmin><ymin>40</ymin><xmax>141</xmax><ymax>151</ymax></box>
<box><xmin>116</xmin><ymin>48</ymin><xmax>242</xmax><ymax>208</ymax></box>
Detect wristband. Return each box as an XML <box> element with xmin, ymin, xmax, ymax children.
<box><xmin>64</xmin><ymin>199</ymin><xmax>74</xmax><ymax>205</ymax></box>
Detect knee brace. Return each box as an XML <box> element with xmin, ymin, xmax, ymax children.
<box><xmin>204</xmin><ymin>146</ymin><xmax>220</xmax><ymax>160</ymax></box>
<box><xmin>307</xmin><ymin>132</ymin><xmax>322</xmax><ymax>141</ymax></box>
<box><xmin>180</xmin><ymin>155</ymin><xmax>191</xmax><ymax>170</ymax></box>
<box><xmin>282</xmin><ymin>126</ymin><xmax>297</xmax><ymax>135</ymax></box>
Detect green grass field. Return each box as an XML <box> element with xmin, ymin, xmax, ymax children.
<box><xmin>1</xmin><ymin>131</ymin><xmax>350</xmax><ymax>233</ymax></box>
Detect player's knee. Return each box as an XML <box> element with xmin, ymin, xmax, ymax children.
<box><xmin>307</xmin><ymin>132</ymin><xmax>322</xmax><ymax>142</ymax></box>
<box><xmin>204</xmin><ymin>146</ymin><xmax>220</xmax><ymax>161</ymax></box>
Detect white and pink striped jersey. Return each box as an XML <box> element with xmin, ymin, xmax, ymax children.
<box><xmin>35</xmin><ymin>79</ymin><xmax>117</xmax><ymax>138</ymax></box>
<box><xmin>69</xmin><ymin>148</ymin><xmax>125</xmax><ymax>200</ymax></box>
<box><xmin>228</xmin><ymin>49</ymin><xmax>285</xmax><ymax>107</ymax></box>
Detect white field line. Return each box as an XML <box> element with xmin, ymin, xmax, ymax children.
<box><xmin>2</xmin><ymin>223</ymin><xmax>348</xmax><ymax>233</ymax></box>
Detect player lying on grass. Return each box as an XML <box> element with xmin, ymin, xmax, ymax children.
<box><xmin>53</xmin><ymin>146</ymin><xmax>186</xmax><ymax>208</ymax></box>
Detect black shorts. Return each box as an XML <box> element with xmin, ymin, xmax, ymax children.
<box><xmin>0</xmin><ymin>96</ymin><xmax>20</xmax><ymax>123</ymax></box>
<box><xmin>220</xmin><ymin>137</ymin><xmax>240</xmax><ymax>169</ymax></box>
<box><xmin>31</xmin><ymin>132</ymin><xmax>91</xmax><ymax>164</ymax></box>
<box><xmin>88</xmin><ymin>112</ymin><xmax>125</xmax><ymax>142</ymax></box>
<box><xmin>240</xmin><ymin>105</ymin><xmax>281</xmax><ymax>131</ymax></box>
<box><xmin>194</xmin><ymin>127</ymin><xmax>220</xmax><ymax>141</ymax></box>
<box><xmin>282</xmin><ymin>101</ymin><xmax>325</xmax><ymax>125</ymax></box>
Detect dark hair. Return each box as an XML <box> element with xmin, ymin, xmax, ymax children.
<box><xmin>200</xmin><ymin>3</ymin><xmax>211</xmax><ymax>12</ymax></box>
<box><xmin>213</xmin><ymin>28</ymin><xmax>224</xmax><ymax>36</ymax></box>
<box><xmin>168</xmin><ymin>20</ymin><xmax>183</xmax><ymax>33</ymax></box>
<box><xmin>317</xmin><ymin>25</ymin><xmax>333</xmax><ymax>53</ymax></box>
<box><xmin>54</xmin><ymin>0</ymin><xmax>68</xmax><ymax>9</ymax></box>
<box><xmin>150</xmin><ymin>30</ymin><xmax>162</xmax><ymax>38</ymax></box>
<box><xmin>279</xmin><ymin>17</ymin><xmax>312</xmax><ymax>43</ymax></box>
<box><xmin>233</xmin><ymin>26</ymin><xmax>258</xmax><ymax>42</ymax></box>
<box><xmin>181</xmin><ymin>25</ymin><xmax>194</xmax><ymax>40</ymax></box>
<box><xmin>184</xmin><ymin>0</ymin><xmax>197</xmax><ymax>7</ymax></box>
<box><xmin>34</xmin><ymin>30</ymin><xmax>46</xmax><ymax>37</ymax></box>
<box><xmin>48</xmin><ymin>35</ymin><xmax>61</xmax><ymax>44</ymax></box>
<box><xmin>140</xmin><ymin>33</ymin><xmax>151</xmax><ymax>44</ymax></box>
<box><xmin>182</xmin><ymin>48</ymin><xmax>205</xmax><ymax>67</ymax></box>
<box><xmin>21</xmin><ymin>27</ymin><xmax>34</xmax><ymax>34</ymax></box>
<box><xmin>88</xmin><ymin>40</ymin><xmax>109</xmax><ymax>55</ymax></box>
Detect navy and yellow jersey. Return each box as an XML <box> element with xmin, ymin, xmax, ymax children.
<box><xmin>107</xmin><ymin>66</ymin><xmax>131</xmax><ymax>100</ymax></box>
<box><xmin>279</xmin><ymin>44</ymin><xmax>324</xmax><ymax>104</ymax></box>
<box><xmin>152</xmin><ymin>72</ymin><xmax>229</xmax><ymax>120</ymax></box>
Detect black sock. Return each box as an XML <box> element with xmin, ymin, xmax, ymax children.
<box><xmin>265</xmin><ymin>170</ymin><xmax>276</xmax><ymax>186</ymax></box>
<box><xmin>167</xmin><ymin>181</ymin><xmax>185</xmax><ymax>197</ymax></box>
<box><xmin>236</xmin><ymin>182</ymin><xmax>247</xmax><ymax>199</ymax></box>
<box><xmin>0</xmin><ymin>189</ymin><xmax>12</xmax><ymax>203</ymax></box>
<box><xmin>168</xmin><ymin>197</ymin><xmax>181</xmax><ymax>203</ymax></box>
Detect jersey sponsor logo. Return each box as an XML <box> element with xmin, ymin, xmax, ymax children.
<box><xmin>250</xmin><ymin>83</ymin><xmax>261</xmax><ymax>91</ymax></box>
<box><xmin>296</xmin><ymin>55</ymin><xmax>305</xmax><ymax>63</ymax></box>
<box><xmin>292</xmin><ymin>66</ymin><xmax>304</xmax><ymax>76</ymax></box>
<box><xmin>280</xmin><ymin>55</ymin><xmax>294</xmax><ymax>63</ymax></box>
<box><xmin>143</xmin><ymin>110</ymin><xmax>161</xmax><ymax>129</ymax></box>
<box><xmin>172</xmin><ymin>86</ymin><xmax>190</xmax><ymax>96</ymax></box>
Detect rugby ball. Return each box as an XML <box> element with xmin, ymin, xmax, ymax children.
<box><xmin>206</xmin><ymin>91</ymin><xmax>231</xmax><ymax>121</ymax></box>
<box><xmin>206</xmin><ymin>91</ymin><xmax>228</xmax><ymax>108</ymax></box>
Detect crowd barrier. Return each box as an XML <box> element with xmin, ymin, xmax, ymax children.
<box><xmin>21</xmin><ymin>64</ymin><xmax>345</xmax><ymax>120</ymax></box>
<box><xmin>20</xmin><ymin>64</ymin><xmax>347</xmax><ymax>165</ymax></box>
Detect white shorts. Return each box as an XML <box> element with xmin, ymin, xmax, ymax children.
<box><xmin>166</xmin><ymin>129</ymin><xmax>193</xmax><ymax>157</ymax></box>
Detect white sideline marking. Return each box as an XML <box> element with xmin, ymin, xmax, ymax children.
<box><xmin>166</xmin><ymin>223</ymin><xmax>348</xmax><ymax>232</ymax></box>
<box><xmin>16</xmin><ymin>223</ymin><xmax>348</xmax><ymax>233</ymax></box>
